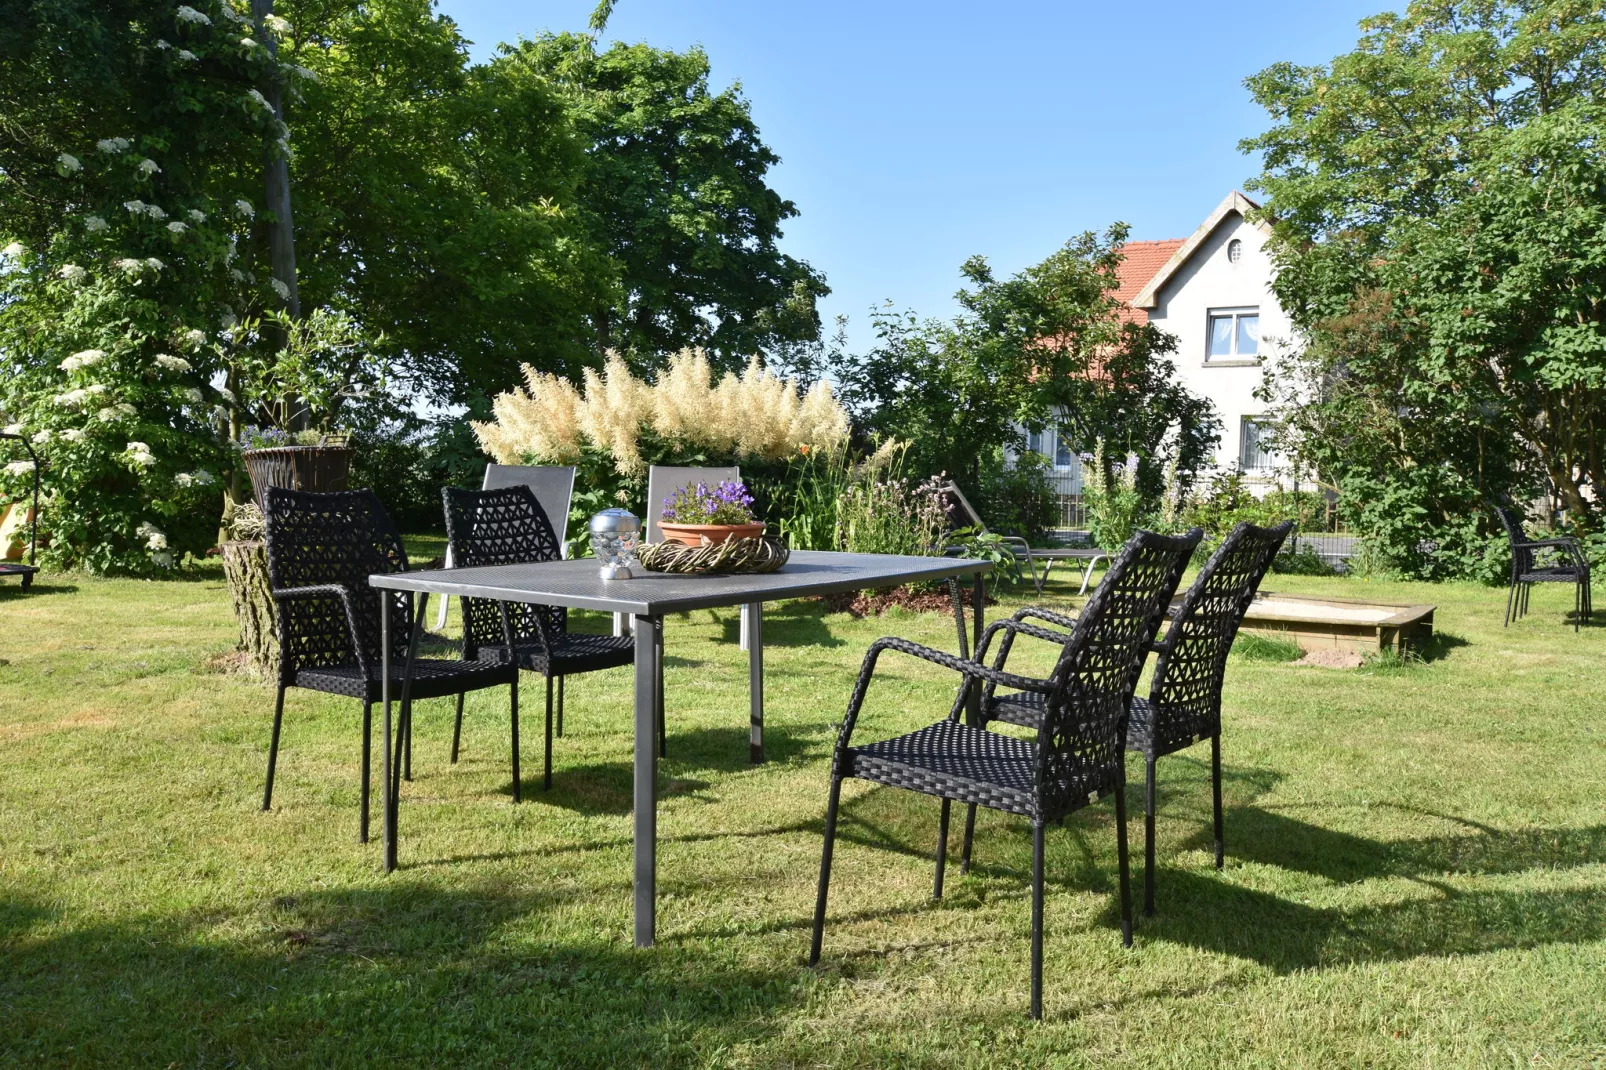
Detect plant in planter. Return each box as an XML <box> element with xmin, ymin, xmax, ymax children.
<box><xmin>659</xmin><ymin>479</ymin><xmax>765</xmax><ymax>545</ymax></box>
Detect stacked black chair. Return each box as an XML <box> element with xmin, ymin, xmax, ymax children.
<box><xmin>809</xmin><ymin>528</ymin><xmax>1200</xmax><ymax>1020</ymax></box>
<box><xmin>976</xmin><ymin>521</ymin><xmax>1291</xmax><ymax>918</ymax></box>
<box><xmin>443</xmin><ymin>485</ymin><xmax>635</xmax><ymax>791</ymax></box>
<box><xmin>1496</xmin><ymin>505</ymin><xmax>1592</xmax><ymax>631</ymax></box>
<box><xmin>262</xmin><ymin>488</ymin><xmax>518</xmax><ymax>840</ymax></box>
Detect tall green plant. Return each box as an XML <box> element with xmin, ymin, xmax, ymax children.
<box><xmin>1080</xmin><ymin>439</ymin><xmax>1143</xmax><ymax>551</ymax></box>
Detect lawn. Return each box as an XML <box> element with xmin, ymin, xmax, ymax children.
<box><xmin>1</xmin><ymin>554</ymin><xmax>1604</xmax><ymax>1068</ymax></box>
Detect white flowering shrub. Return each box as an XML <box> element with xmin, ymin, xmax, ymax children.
<box><xmin>0</xmin><ymin>0</ymin><xmax>312</xmax><ymax>574</ymax></box>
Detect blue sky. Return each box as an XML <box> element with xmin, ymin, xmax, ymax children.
<box><xmin>442</xmin><ymin>0</ymin><xmax>1386</xmax><ymax>352</ymax></box>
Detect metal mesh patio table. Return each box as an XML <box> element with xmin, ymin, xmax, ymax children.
<box><xmin>370</xmin><ymin>549</ymin><xmax>991</xmax><ymax>947</ymax></box>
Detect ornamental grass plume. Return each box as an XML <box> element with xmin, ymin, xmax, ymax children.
<box><xmin>473</xmin><ymin>348</ymin><xmax>849</xmax><ymax>475</ymax></box>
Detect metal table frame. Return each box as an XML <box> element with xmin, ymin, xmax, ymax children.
<box><xmin>370</xmin><ymin>550</ymin><xmax>990</xmax><ymax>947</ymax></box>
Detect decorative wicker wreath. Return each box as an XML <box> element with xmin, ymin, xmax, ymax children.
<box><xmin>637</xmin><ymin>535</ymin><xmax>790</xmax><ymax>575</ymax></box>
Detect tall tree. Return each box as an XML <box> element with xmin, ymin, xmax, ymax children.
<box><xmin>501</xmin><ymin>33</ymin><xmax>829</xmax><ymax>371</ymax></box>
<box><xmin>1245</xmin><ymin>0</ymin><xmax>1606</xmax><ymax>572</ymax></box>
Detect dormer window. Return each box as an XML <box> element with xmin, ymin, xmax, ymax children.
<box><xmin>1207</xmin><ymin>307</ymin><xmax>1259</xmax><ymax>361</ymax></box>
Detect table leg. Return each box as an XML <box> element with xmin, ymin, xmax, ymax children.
<box><xmin>381</xmin><ymin>592</ymin><xmax>394</xmax><ymax>872</ymax></box>
<box><xmin>743</xmin><ymin>601</ymin><xmax>764</xmax><ymax>763</ymax></box>
<box><xmin>385</xmin><ymin>592</ymin><xmax>427</xmax><ymax>873</ymax></box>
<box><xmin>740</xmin><ymin>601</ymin><xmax>760</xmax><ymax>651</ymax></box>
<box><xmin>633</xmin><ymin>613</ymin><xmax>662</xmax><ymax>948</ymax></box>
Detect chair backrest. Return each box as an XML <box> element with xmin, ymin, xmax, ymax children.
<box><xmin>1037</xmin><ymin>527</ymin><xmax>1201</xmax><ymax>819</ymax></box>
<box><xmin>1494</xmin><ymin>504</ymin><xmax>1536</xmax><ymax>574</ymax></box>
<box><xmin>645</xmin><ymin>465</ymin><xmax>740</xmax><ymax>544</ymax></box>
<box><xmin>263</xmin><ymin>487</ymin><xmax>410</xmax><ymax>676</ymax></box>
<box><xmin>937</xmin><ymin>480</ymin><xmax>987</xmax><ymax>532</ymax></box>
<box><xmin>481</xmin><ymin>464</ymin><xmax>575</xmax><ymax>557</ymax></box>
<box><xmin>1148</xmin><ymin>520</ymin><xmax>1292</xmax><ymax>746</ymax></box>
<box><xmin>442</xmin><ymin>485</ymin><xmax>566</xmax><ymax>655</ymax></box>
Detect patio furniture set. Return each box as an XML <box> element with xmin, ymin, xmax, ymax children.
<box><xmin>254</xmin><ymin>455</ymin><xmax>1297</xmax><ymax>1018</ymax></box>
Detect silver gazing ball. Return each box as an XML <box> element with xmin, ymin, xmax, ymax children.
<box><xmin>589</xmin><ymin>508</ymin><xmax>642</xmax><ymax>580</ymax></box>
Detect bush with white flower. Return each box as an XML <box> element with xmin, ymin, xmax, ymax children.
<box><xmin>0</xmin><ymin>0</ymin><xmax>317</xmax><ymax>574</ymax></box>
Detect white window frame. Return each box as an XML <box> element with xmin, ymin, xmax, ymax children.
<box><xmin>1206</xmin><ymin>306</ymin><xmax>1261</xmax><ymax>362</ymax></box>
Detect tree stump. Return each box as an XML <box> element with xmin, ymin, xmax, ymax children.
<box><xmin>221</xmin><ymin>539</ymin><xmax>278</xmax><ymax>677</ymax></box>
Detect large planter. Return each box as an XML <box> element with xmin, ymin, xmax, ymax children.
<box><xmin>241</xmin><ymin>445</ymin><xmax>354</xmax><ymax>508</ymax></box>
<box><xmin>658</xmin><ymin>521</ymin><xmax>765</xmax><ymax>546</ymax></box>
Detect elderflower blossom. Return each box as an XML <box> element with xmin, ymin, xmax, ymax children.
<box><xmin>113</xmin><ymin>258</ymin><xmax>145</xmax><ymax>274</ymax></box>
<box><xmin>245</xmin><ymin>89</ymin><xmax>272</xmax><ymax>112</ymax></box>
<box><xmin>262</xmin><ymin>13</ymin><xmax>292</xmax><ymax>34</ymax></box>
<box><xmin>175</xmin><ymin>469</ymin><xmax>216</xmax><ymax>488</ymax></box>
<box><xmin>269</xmin><ymin>277</ymin><xmax>290</xmax><ymax>300</ymax></box>
<box><xmin>175</xmin><ymin>5</ymin><xmax>210</xmax><ymax>25</ymax></box>
<box><xmin>3</xmin><ymin>460</ymin><xmax>34</xmax><ymax>476</ymax></box>
<box><xmin>123</xmin><ymin>199</ymin><xmax>147</xmax><ymax>214</ymax></box>
<box><xmin>32</xmin><ymin>429</ymin><xmax>51</xmax><ymax>445</ymax></box>
<box><xmin>145</xmin><ymin>257</ymin><xmax>165</xmax><ymax>271</ymax></box>
<box><xmin>182</xmin><ymin>387</ymin><xmax>204</xmax><ymax>403</ymax></box>
<box><xmin>55</xmin><ymin>388</ymin><xmax>89</xmax><ymax>408</ymax></box>
<box><xmin>60</xmin><ymin>349</ymin><xmax>106</xmax><ymax>372</ymax></box>
<box><xmin>166</xmin><ymin>221</ymin><xmax>188</xmax><ymax>234</ymax></box>
<box><xmin>154</xmin><ymin>353</ymin><xmax>192</xmax><ymax>373</ymax></box>
<box><xmin>137</xmin><ymin>158</ymin><xmax>160</xmax><ymax>176</ymax></box>
<box><xmin>97</xmin><ymin>137</ymin><xmax>131</xmax><ymax>154</ymax></box>
<box><xmin>155</xmin><ymin>38</ymin><xmax>172</xmax><ymax>50</ymax></box>
<box><xmin>182</xmin><ymin>329</ymin><xmax>207</xmax><ymax>348</ymax></box>
<box><xmin>126</xmin><ymin>441</ymin><xmax>157</xmax><ymax>467</ymax></box>
<box><xmin>216</xmin><ymin>386</ymin><xmax>236</xmax><ymax>404</ymax></box>
<box><xmin>239</xmin><ymin>37</ymin><xmax>258</xmax><ymax>49</ymax></box>
<box><xmin>136</xmin><ymin>521</ymin><xmax>168</xmax><ymax>551</ymax></box>
<box><xmin>229</xmin><ymin>268</ymin><xmax>247</xmax><ymax>283</ymax></box>
<box><xmin>57</xmin><ymin>152</ymin><xmax>81</xmax><ymax>173</ymax></box>
<box><xmin>2</xmin><ymin>423</ymin><xmax>20</xmax><ymax>436</ymax></box>
<box><xmin>233</xmin><ymin>199</ymin><xmax>254</xmax><ymax>219</ymax></box>
<box><xmin>98</xmin><ymin>402</ymin><xmax>136</xmax><ymax>422</ymax></box>
<box><xmin>186</xmin><ymin>209</ymin><xmax>206</xmax><ymax>224</ymax></box>
<box><xmin>1</xmin><ymin>242</ymin><xmax>25</xmax><ymax>258</ymax></box>
<box><xmin>61</xmin><ymin>428</ymin><xmax>86</xmax><ymax>442</ymax></box>
<box><xmin>178</xmin><ymin>49</ymin><xmax>198</xmax><ymax>62</ymax></box>
<box><xmin>84</xmin><ymin>215</ymin><xmax>108</xmax><ymax>233</ymax></box>
<box><xmin>58</xmin><ymin>263</ymin><xmax>87</xmax><ymax>283</ymax></box>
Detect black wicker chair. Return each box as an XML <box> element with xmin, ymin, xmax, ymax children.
<box><xmin>809</xmin><ymin>528</ymin><xmax>1200</xmax><ymax>1020</ymax></box>
<box><xmin>1496</xmin><ymin>505</ymin><xmax>1592</xmax><ymax>631</ymax></box>
<box><xmin>976</xmin><ymin>520</ymin><xmax>1292</xmax><ymax>918</ymax></box>
<box><xmin>262</xmin><ymin>488</ymin><xmax>517</xmax><ymax>841</ymax></box>
<box><xmin>443</xmin><ymin>486</ymin><xmax>636</xmax><ymax>791</ymax></box>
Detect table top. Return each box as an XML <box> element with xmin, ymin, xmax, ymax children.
<box><xmin>370</xmin><ymin>549</ymin><xmax>991</xmax><ymax>615</ymax></box>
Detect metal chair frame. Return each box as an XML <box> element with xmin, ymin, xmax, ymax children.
<box><xmin>1496</xmin><ymin>505</ymin><xmax>1592</xmax><ymax>632</ymax></box>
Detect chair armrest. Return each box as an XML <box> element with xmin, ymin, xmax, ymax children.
<box><xmin>1013</xmin><ymin>606</ymin><xmax>1079</xmax><ymax>631</ymax></box>
<box><xmin>833</xmin><ymin>636</ymin><xmax>1054</xmax><ymax>759</ymax></box>
<box><xmin>271</xmin><ymin>583</ymin><xmax>373</xmax><ymax>676</ymax></box>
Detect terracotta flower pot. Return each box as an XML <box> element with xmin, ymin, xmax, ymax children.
<box><xmin>659</xmin><ymin>521</ymin><xmax>765</xmax><ymax>546</ymax></box>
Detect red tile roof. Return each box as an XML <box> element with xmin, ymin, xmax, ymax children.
<box><xmin>1112</xmin><ymin>239</ymin><xmax>1184</xmax><ymax>323</ymax></box>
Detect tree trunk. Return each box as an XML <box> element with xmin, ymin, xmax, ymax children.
<box><xmin>221</xmin><ymin>539</ymin><xmax>278</xmax><ymax>677</ymax></box>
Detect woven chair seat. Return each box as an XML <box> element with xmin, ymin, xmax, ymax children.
<box><xmin>475</xmin><ymin>632</ymin><xmax>635</xmax><ymax>675</ymax></box>
<box><xmin>1518</xmin><ymin>565</ymin><xmax>1587</xmax><ymax>583</ymax></box>
<box><xmin>293</xmin><ymin>657</ymin><xmax>516</xmax><ymax>702</ymax></box>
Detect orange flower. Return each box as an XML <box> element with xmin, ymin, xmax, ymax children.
<box><xmin>799</xmin><ymin>444</ymin><xmax>810</xmax><ymax>455</ymax></box>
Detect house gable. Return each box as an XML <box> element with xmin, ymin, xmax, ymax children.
<box><xmin>1130</xmin><ymin>191</ymin><xmax>1269</xmax><ymax>310</ymax></box>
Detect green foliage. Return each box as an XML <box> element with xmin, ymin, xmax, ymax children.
<box><xmin>1080</xmin><ymin>439</ymin><xmax>1144</xmax><ymax>551</ymax></box>
<box><xmin>227</xmin><ymin>308</ymin><xmax>386</xmax><ymax>433</ymax></box>
<box><xmin>946</xmin><ymin>526</ymin><xmax>1021</xmax><ymax>587</ymax></box>
<box><xmin>771</xmin><ymin>448</ymin><xmax>853</xmax><ymax>552</ymax></box>
<box><xmin>1182</xmin><ymin>469</ymin><xmax>1325</xmax><ymax>543</ymax></box>
<box><xmin>836</xmin><ymin>457</ymin><xmax>946</xmax><ymax>558</ymax></box>
<box><xmin>1244</xmin><ymin>0</ymin><xmax>1606</xmax><ymax>575</ymax></box>
<box><xmin>1231</xmin><ymin>632</ymin><xmax>1303</xmax><ymax>663</ymax></box>
<box><xmin>831</xmin><ymin>226</ymin><xmax>1220</xmax><ymax>504</ymax></box>
<box><xmin>974</xmin><ymin>449</ymin><xmax>1057</xmax><ymax>545</ymax></box>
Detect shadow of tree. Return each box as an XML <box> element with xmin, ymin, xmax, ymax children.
<box><xmin>0</xmin><ymin>883</ymin><xmax>808</xmax><ymax>1065</ymax></box>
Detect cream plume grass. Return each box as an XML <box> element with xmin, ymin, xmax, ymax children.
<box><xmin>650</xmin><ymin>349</ymin><xmax>715</xmax><ymax>444</ymax></box>
<box><xmin>576</xmin><ymin>355</ymin><xmax>649</xmax><ymax>474</ymax></box>
<box><xmin>472</xmin><ymin>366</ymin><xmax>583</xmax><ymax>464</ymax></box>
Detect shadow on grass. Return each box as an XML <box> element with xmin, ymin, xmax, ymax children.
<box><xmin>0</xmin><ymin>882</ymin><xmax>809</xmax><ymax>1065</ymax></box>
<box><xmin>0</xmin><ymin>580</ymin><xmax>79</xmax><ymax>599</ymax></box>
<box><xmin>715</xmin><ymin>601</ymin><xmax>848</xmax><ymax>649</ymax></box>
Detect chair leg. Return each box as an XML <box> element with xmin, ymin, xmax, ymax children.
<box><xmin>1504</xmin><ymin>579</ymin><xmax>1516</xmax><ymax>627</ymax></box>
<box><xmin>450</xmin><ymin>692</ymin><xmax>464</xmax><ymax>764</ymax></box>
<box><xmin>1211</xmin><ymin>733</ymin><xmax>1224</xmax><ymax>869</ymax></box>
<box><xmin>556</xmin><ymin>675</ymin><xmax>565</xmax><ymax>738</ymax></box>
<box><xmin>509</xmin><ymin>671</ymin><xmax>521</xmax><ymax>804</ymax></box>
<box><xmin>1143</xmin><ymin>754</ymin><xmax>1157</xmax><ymax>917</ymax></box>
<box><xmin>959</xmin><ymin>802</ymin><xmax>978</xmax><ymax>873</ymax></box>
<box><xmin>934</xmin><ymin>798</ymin><xmax>951</xmax><ymax>899</ymax></box>
<box><xmin>1113</xmin><ymin>772</ymin><xmax>1134</xmax><ymax>948</ymax></box>
<box><xmin>1030</xmin><ymin>821</ymin><xmax>1045</xmax><ymax>1020</ymax></box>
<box><xmin>543</xmin><ymin>673</ymin><xmax>554</xmax><ymax>791</ymax></box>
<box><xmin>360</xmin><ymin>699</ymin><xmax>372</xmax><ymax>843</ymax></box>
<box><xmin>263</xmin><ymin>684</ymin><xmax>287</xmax><ymax>812</ymax></box>
<box><xmin>401</xmin><ymin>693</ymin><xmax>413</xmax><ymax>782</ymax></box>
<box><xmin>809</xmin><ymin>775</ymin><xmax>844</xmax><ymax>967</ymax></box>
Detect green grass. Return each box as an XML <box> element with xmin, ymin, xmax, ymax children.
<box><xmin>2</xmin><ymin>560</ymin><xmax>1604</xmax><ymax>1067</ymax></box>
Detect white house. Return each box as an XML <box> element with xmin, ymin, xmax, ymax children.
<box><xmin>1019</xmin><ymin>191</ymin><xmax>1293</xmax><ymax>522</ymax></box>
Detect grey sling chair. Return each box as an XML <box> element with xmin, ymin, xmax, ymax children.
<box><xmin>938</xmin><ymin>480</ymin><xmax>1110</xmax><ymax>596</ymax></box>
<box><xmin>971</xmin><ymin>520</ymin><xmax>1292</xmax><ymax>920</ymax></box>
<box><xmin>436</xmin><ymin>464</ymin><xmax>575</xmax><ymax>628</ymax></box>
<box><xmin>809</xmin><ymin>527</ymin><xmax>1201</xmax><ymax>1020</ymax></box>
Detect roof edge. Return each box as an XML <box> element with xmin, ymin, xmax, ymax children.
<box><xmin>1130</xmin><ymin>191</ymin><xmax>1270</xmax><ymax>310</ymax></box>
